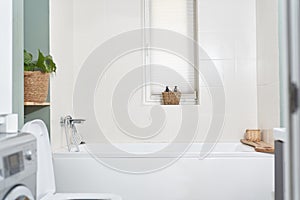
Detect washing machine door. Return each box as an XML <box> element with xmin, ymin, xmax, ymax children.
<box><xmin>3</xmin><ymin>185</ymin><xmax>34</xmax><ymax>200</ymax></box>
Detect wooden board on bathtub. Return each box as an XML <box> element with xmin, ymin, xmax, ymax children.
<box><xmin>240</xmin><ymin>139</ymin><xmax>274</xmax><ymax>153</ymax></box>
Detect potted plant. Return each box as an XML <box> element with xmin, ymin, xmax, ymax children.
<box><xmin>24</xmin><ymin>49</ymin><xmax>57</xmax><ymax>103</ymax></box>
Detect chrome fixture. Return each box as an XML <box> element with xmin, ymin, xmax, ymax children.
<box><xmin>60</xmin><ymin>115</ymin><xmax>85</xmax><ymax>152</ymax></box>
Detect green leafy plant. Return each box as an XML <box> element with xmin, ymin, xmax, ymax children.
<box><xmin>24</xmin><ymin>49</ymin><xmax>56</xmax><ymax>73</ymax></box>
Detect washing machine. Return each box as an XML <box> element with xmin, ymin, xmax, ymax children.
<box><xmin>0</xmin><ymin>133</ymin><xmax>37</xmax><ymax>200</ymax></box>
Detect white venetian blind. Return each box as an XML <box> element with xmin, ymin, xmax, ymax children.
<box><xmin>147</xmin><ymin>0</ymin><xmax>196</xmax><ymax>95</ymax></box>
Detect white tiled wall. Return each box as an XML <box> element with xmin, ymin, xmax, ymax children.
<box><xmin>256</xmin><ymin>0</ymin><xmax>280</xmax><ymax>132</ymax></box>
<box><xmin>50</xmin><ymin>0</ymin><xmax>75</xmax><ymax>147</ymax></box>
<box><xmin>50</xmin><ymin>0</ymin><xmax>279</xmax><ymax>148</ymax></box>
<box><xmin>0</xmin><ymin>0</ymin><xmax>13</xmax><ymax>115</ymax></box>
<box><xmin>197</xmin><ymin>0</ymin><xmax>258</xmax><ymax>142</ymax></box>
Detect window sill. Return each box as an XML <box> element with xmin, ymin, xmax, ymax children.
<box><xmin>144</xmin><ymin>92</ymin><xmax>198</xmax><ymax>105</ymax></box>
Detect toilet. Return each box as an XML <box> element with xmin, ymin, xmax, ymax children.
<box><xmin>22</xmin><ymin>120</ymin><xmax>122</xmax><ymax>200</ymax></box>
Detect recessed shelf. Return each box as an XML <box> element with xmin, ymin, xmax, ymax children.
<box><xmin>24</xmin><ymin>102</ymin><xmax>50</xmax><ymax>106</ymax></box>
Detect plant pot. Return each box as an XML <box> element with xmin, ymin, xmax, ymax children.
<box><xmin>24</xmin><ymin>71</ymin><xmax>50</xmax><ymax>103</ymax></box>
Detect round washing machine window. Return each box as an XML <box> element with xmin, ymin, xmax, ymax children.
<box><xmin>3</xmin><ymin>185</ymin><xmax>34</xmax><ymax>200</ymax></box>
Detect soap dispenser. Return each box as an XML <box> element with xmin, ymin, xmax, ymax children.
<box><xmin>165</xmin><ymin>86</ymin><xmax>170</xmax><ymax>92</ymax></box>
<box><xmin>174</xmin><ymin>86</ymin><xmax>178</xmax><ymax>92</ymax></box>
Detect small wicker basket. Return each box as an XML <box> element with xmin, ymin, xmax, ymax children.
<box><xmin>162</xmin><ymin>92</ymin><xmax>181</xmax><ymax>105</ymax></box>
<box><xmin>245</xmin><ymin>129</ymin><xmax>261</xmax><ymax>142</ymax></box>
<box><xmin>24</xmin><ymin>71</ymin><xmax>50</xmax><ymax>103</ymax></box>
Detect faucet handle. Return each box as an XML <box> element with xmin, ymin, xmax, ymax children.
<box><xmin>69</xmin><ymin>119</ymin><xmax>86</xmax><ymax>124</ymax></box>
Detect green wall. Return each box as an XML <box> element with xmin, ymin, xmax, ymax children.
<box><xmin>13</xmin><ymin>0</ymin><xmax>24</xmax><ymax>129</ymax></box>
<box><xmin>24</xmin><ymin>0</ymin><xmax>49</xmax><ymax>56</ymax></box>
<box><xmin>24</xmin><ymin>0</ymin><xmax>50</xmax><ymax>131</ymax></box>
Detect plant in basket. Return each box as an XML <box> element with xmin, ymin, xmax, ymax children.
<box><xmin>24</xmin><ymin>49</ymin><xmax>57</xmax><ymax>103</ymax></box>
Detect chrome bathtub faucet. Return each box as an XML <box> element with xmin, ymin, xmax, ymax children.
<box><xmin>60</xmin><ymin>115</ymin><xmax>86</xmax><ymax>152</ymax></box>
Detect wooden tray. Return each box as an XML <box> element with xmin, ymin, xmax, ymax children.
<box><xmin>240</xmin><ymin>139</ymin><xmax>274</xmax><ymax>153</ymax></box>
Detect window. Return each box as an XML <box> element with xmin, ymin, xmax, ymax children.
<box><xmin>143</xmin><ymin>0</ymin><xmax>199</xmax><ymax>104</ymax></box>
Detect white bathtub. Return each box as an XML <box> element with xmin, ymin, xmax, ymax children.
<box><xmin>53</xmin><ymin>142</ymin><xmax>274</xmax><ymax>200</ymax></box>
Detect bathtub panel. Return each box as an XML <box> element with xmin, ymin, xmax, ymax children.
<box><xmin>53</xmin><ymin>147</ymin><xmax>274</xmax><ymax>200</ymax></box>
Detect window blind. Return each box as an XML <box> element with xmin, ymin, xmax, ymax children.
<box><xmin>146</xmin><ymin>0</ymin><xmax>197</xmax><ymax>95</ymax></box>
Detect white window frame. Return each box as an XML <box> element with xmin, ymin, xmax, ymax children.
<box><xmin>142</xmin><ymin>0</ymin><xmax>199</xmax><ymax>105</ymax></box>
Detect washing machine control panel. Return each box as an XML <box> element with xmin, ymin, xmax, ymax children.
<box><xmin>3</xmin><ymin>151</ymin><xmax>24</xmax><ymax>178</ymax></box>
<box><xmin>0</xmin><ymin>133</ymin><xmax>37</xmax><ymax>183</ymax></box>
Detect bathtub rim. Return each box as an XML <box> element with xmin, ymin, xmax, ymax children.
<box><xmin>53</xmin><ymin>142</ymin><xmax>274</xmax><ymax>158</ymax></box>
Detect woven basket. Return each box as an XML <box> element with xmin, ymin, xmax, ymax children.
<box><xmin>24</xmin><ymin>71</ymin><xmax>50</xmax><ymax>103</ymax></box>
<box><xmin>245</xmin><ymin>129</ymin><xmax>261</xmax><ymax>142</ymax></box>
<box><xmin>162</xmin><ymin>92</ymin><xmax>181</xmax><ymax>105</ymax></box>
